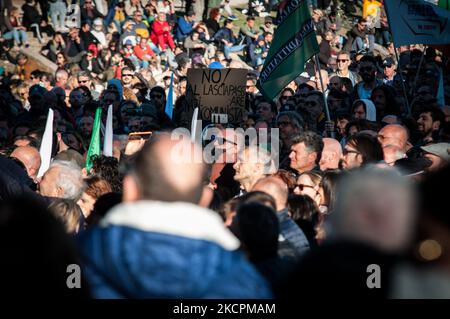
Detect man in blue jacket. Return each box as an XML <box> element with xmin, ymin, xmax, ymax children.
<box><xmin>77</xmin><ymin>134</ymin><xmax>272</xmax><ymax>298</ymax></box>
<box><xmin>176</xmin><ymin>11</ymin><xmax>197</xmax><ymax>42</ymax></box>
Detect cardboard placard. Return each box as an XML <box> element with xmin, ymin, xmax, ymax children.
<box><xmin>186</xmin><ymin>68</ymin><xmax>247</xmax><ymax>124</ymax></box>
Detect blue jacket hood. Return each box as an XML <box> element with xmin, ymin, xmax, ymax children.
<box><xmin>77</xmin><ymin>201</ymin><xmax>272</xmax><ymax>298</ymax></box>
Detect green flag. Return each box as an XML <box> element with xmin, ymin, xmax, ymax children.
<box><xmin>85</xmin><ymin>107</ymin><xmax>102</xmax><ymax>172</ymax></box>
<box><xmin>439</xmin><ymin>0</ymin><xmax>450</xmax><ymax>10</ymax></box>
<box><xmin>257</xmin><ymin>0</ymin><xmax>319</xmax><ymax>100</ymax></box>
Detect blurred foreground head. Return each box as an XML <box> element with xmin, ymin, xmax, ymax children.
<box><xmin>0</xmin><ymin>198</ymin><xmax>89</xmax><ymax>297</ymax></box>
<box><xmin>124</xmin><ymin>134</ymin><xmax>205</xmax><ymax>203</ymax></box>
<box><xmin>330</xmin><ymin>166</ymin><xmax>417</xmax><ymax>253</ymax></box>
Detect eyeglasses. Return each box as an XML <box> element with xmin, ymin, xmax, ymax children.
<box><xmin>337</xmin><ymin>59</ymin><xmax>349</xmax><ymax>63</ymax></box>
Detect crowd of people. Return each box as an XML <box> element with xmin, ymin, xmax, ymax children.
<box><xmin>1</xmin><ymin>0</ymin><xmax>450</xmax><ymax>298</ymax></box>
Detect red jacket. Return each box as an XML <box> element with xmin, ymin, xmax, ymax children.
<box><xmin>133</xmin><ymin>44</ymin><xmax>155</xmax><ymax>60</ymax></box>
<box><xmin>152</xmin><ymin>19</ymin><xmax>171</xmax><ymax>37</ymax></box>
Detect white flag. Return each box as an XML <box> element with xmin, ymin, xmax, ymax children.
<box><xmin>385</xmin><ymin>0</ymin><xmax>450</xmax><ymax>46</ymax></box>
<box><xmin>37</xmin><ymin>108</ymin><xmax>54</xmax><ymax>178</ymax></box>
<box><xmin>191</xmin><ymin>107</ymin><xmax>199</xmax><ymax>143</ymax></box>
<box><xmin>103</xmin><ymin>104</ymin><xmax>113</xmax><ymax>157</ymax></box>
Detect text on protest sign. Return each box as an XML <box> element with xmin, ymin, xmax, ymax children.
<box><xmin>186</xmin><ymin>68</ymin><xmax>247</xmax><ymax>124</ymax></box>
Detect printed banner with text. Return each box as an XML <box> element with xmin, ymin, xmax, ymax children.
<box><xmin>186</xmin><ymin>68</ymin><xmax>247</xmax><ymax>125</ymax></box>
<box><xmin>385</xmin><ymin>0</ymin><xmax>450</xmax><ymax>46</ymax></box>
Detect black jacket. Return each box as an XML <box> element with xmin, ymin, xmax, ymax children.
<box><xmin>21</xmin><ymin>3</ymin><xmax>42</xmax><ymax>28</ymax></box>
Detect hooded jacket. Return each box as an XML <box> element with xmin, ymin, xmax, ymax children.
<box><xmin>354</xmin><ymin>99</ymin><xmax>377</xmax><ymax>122</ymax></box>
<box><xmin>77</xmin><ymin>201</ymin><xmax>272</xmax><ymax>298</ymax></box>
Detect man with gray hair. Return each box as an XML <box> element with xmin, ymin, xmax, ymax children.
<box><xmin>38</xmin><ymin>160</ymin><xmax>85</xmax><ymax>201</ymax></box>
<box><xmin>233</xmin><ymin>145</ymin><xmax>276</xmax><ymax>193</ymax></box>
<box><xmin>55</xmin><ymin>69</ymin><xmax>69</xmax><ymax>88</ymax></box>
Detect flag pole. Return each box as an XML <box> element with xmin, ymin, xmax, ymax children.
<box><xmin>410</xmin><ymin>45</ymin><xmax>427</xmax><ymax>96</ymax></box>
<box><xmin>383</xmin><ymin>1</ymin><xmax>411</xmax><ymax>116</ymax></box>
<box><xmin>313</xmin><ymin>54</ymin><xmax>335</xmax><ymax>138</ymax></box>
<box><xmin>393</xmin><ymin>47</ymin><xmax>412</xmax><ymax>116</ymax></box>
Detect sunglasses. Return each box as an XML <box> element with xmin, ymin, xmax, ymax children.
<box><xmin>78</xmin><ymin>79</ymin><xmax>89</xmax><ymax>84</ymax></box>
<box><xmin>383</xmin><ymin>64</ymin><xmax>393</xmax><ymax>68</ymax></box>
<box><xmin>122</xmin><ymin>73</ymin><xmax>134</xmax><ymax>77</ymax></box>
<box><xmin>280</xmin><ymin>96</ymin><xmax>291</xmax><ymax>100</ymax></box>
<box><xmin>337</xmin><ymin>59</ymin><xmax>349</xmax><ymax>63</ymax></box>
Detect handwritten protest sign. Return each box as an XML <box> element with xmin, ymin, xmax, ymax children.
<box><xmin>186</xmin><ymin>68</ymin><xmax>247</xmax><ymax>124</ymax></box>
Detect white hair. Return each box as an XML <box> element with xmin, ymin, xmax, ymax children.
<box><xmin>244</xmin><ymin>145</ymin><xmax>277</xmax><ymax>175</ymax></box>
<box><xmin>49</xmin><ymin>160</ymin><xmax>85</xmax><ymax>201</ymax></box>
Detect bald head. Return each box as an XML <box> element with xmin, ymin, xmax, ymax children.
<box><xmin>11</xmin><ymin>146</ymin><xmax>41</xmax><ymax>180</ymax></box>
<box><xmin>319</xmin><ymin>138</ymin><xmax>342</xmax><ymax>171</ymax></box>
<box><xmin>130</xmin><ymin>134</ymin><xmax>205</xmax><ymax>203</ymax></box>
<box><xmin>378</xmin><ymin>124</ymin><xmax>409</xmax><ymax>152</ymax></box>
<box><xmin>252</xmin><ymin>176</ymin><xmax>288</xmax><ymax>211</ymax></box>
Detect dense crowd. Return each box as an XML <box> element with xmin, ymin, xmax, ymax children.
<box><xmin>1</xmin><ymin>0</ymin><xmax>450</xmax><ymax>298</ymax></box>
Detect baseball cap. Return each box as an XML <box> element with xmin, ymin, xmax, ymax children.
<box><xmin>382</xmin><ymin>57</ymin><xmax>395</xmax><ymax>67</ymax></box>
<box><xmin>421</xmin><ymin>143</ymin><xmax>450</xmax><ymax>161</ymax></box>
<box><xmin>208</xmin><ymin>61</ymin><xmax>224</xmax><ymax>69</ymax></box>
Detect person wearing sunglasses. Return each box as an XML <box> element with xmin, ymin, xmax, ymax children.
<box><xmin>120</xmin><ymin>67</ymin><xmax>135</xmax><ymax>89</ymax></box>
<box><xmin>76</xmin><ymin>70</ymin><xmax>93</xmax><ymax>90</ymax></box>
<box><xmin>330</xmin><ymin>51</ymin><xmax>361</xmax><ymax>86</ymax></box>
<box><xmin>293</xmin><ymin>171</ymin><xmax>322</xmax><ymax>208</ymax></box>
<box><xmin>381</xmin><ymin>57</ymin><xmax>398</xmax><ymax>87</ymax></box>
